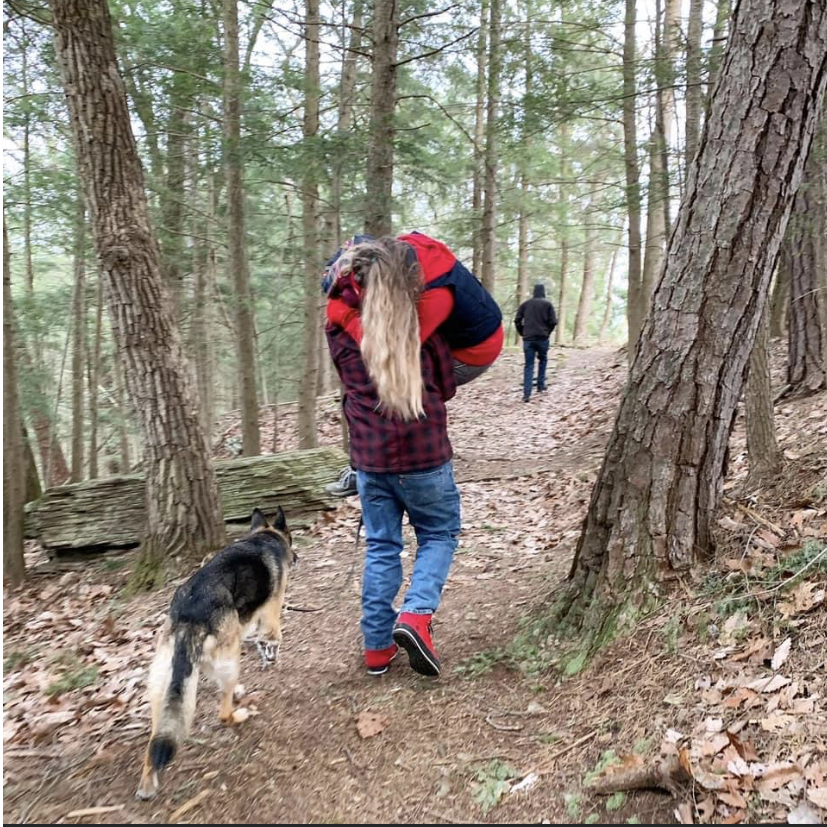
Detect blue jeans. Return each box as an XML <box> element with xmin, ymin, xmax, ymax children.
<box><xmin>356</xmin><ymin>462</ymin><xmax>461</xmax><ymax>650</ymax></box>
<box><xmin>523</xmin><ymin>338</ymin><xmax>549</xmax><ymax>398</ymax></box>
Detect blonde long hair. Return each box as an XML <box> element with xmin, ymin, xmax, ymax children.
<box><xmin>337</xmin><ymin>237</ymin><xmax>425</xmax><ymax>420</ymax></box>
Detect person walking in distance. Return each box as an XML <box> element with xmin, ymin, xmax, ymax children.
<box><xmin>515</xmin><ymin>283</ymin><xmax>557</xmax><ymax>402</ymax></box>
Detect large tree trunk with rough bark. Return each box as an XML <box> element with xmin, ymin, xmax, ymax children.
<box><xmin>51</xmin><ymin>0</ymin><xmax>227</xmax><ymax>584</ymax></box>
<box><xmin>4</xmin><ymin>218</ymin><xmax>26</xmax><ymax>587</ymax></box>
<box><xmin>297</xmin><ymin>0</ymin><xmax>321</xmax><ymax>449</ymax></box>
<box><xmin>746</xmin><ymin>307</ymin><xmax>782</xmax><ymax>486</ymax></box>
<box><xmin>784</xmin><ymin>137</ymin><xmax>827</xmax><ymax>396</ymax></box>
<box><xmin>365</xmin><ymin>0</ymin><xmax>398</xmax><ymax>236</ymax></box>
<box><xmin>480</xmin><ymin>0</ymin><xmax>501</xmax><ymax>294</ymax></box>
<box><xmin>622</xmin><ymin>0</ymin><xmax>644</xmax><ymax>353</ymax></box>
<box><xmin>223</xmin><ymin>0</ymin><xmax>260</xmax><ymax>456</ymax></box>
<box><xmin>557</xmin><ymin>0</ymin><xmax>827</xmax><ymax>650</ymax></box>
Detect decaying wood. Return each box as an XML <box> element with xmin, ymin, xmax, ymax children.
<box><xmin>25</xmin><ymin>448</ymin><xmax>347</xmax><ymax>553</ymax></box>
<box><xmin>590</xmin><ymin>756</ymin><xmax>691</xmax><ymax>797</ymax></box>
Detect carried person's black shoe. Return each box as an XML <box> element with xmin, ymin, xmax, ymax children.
<box><xmin>523</xmin><ymin>396</ymin><xmax>530</xmax><ymax>403</ymax></box>
<box><xmin>325</xmin><ymin>466</ymin><xmax>359</xmax><ymax>498</ymax></box>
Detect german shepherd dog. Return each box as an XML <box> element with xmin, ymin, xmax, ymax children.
<box><xmin>136</xmin><ymin>507</ymin><xmax>296</xmax><ymax>800</ymax></box>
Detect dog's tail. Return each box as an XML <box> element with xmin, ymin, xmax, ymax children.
<box><xmin>137</xmin><ymin>625</ymin><xmax>207</xmax><ymax>800</ymax></box>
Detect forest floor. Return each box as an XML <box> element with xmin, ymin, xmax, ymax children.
<box><xmin>3</xmin><ymin>345</ymin><xmax>826</xmax><ymax>825</ymax></box>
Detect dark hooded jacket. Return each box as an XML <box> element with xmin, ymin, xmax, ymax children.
<box><xmin>515</xmin><ymin>284</ymin><xmax>557</xmax><ymax>341</ymax></box>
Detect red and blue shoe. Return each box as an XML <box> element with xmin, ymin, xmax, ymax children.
<box><xmin>393</xmin><ymin>612</ymin><xmax>440</xmax><ymax>677</ymax></box>
<box><xmin>364</xmin><ymin>644</ymin><xmax>399</xmax><ymax>676</ymax></box>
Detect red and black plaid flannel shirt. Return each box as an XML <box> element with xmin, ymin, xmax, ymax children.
<box><xmin>326</xmin><ymin>324</ymin><xmax>456</xmax><ymax>473</ymax></box>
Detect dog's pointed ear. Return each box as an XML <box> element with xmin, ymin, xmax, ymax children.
<box><xmin>250</xmin><ymin>508</ymin><xmax>269</xmax><ymax>532</ymax></box>
<box><xmin>272</xmin><ymin>505</ymin><xmax>287</xmax><ymax>532</ymax></box>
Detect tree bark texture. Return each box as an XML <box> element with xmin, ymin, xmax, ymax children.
<box><xmin>480</xmin><ymin>0</ymin><xmax>501</xmax><ymax>294</ymax></box>
<box><xmin>51</xmin><ymin>0</ymin><xmax>227</xmax><ymax>571</ymax></box>
<box><xmin>4</xmin><ymin>218</ymin><xmax>27</xmax><ymax>587</ymax></box>
<box><xmin>297</xmin><ymin>0</ymin><xmax>321</xmax><ymax>449</ymax></box>
<box><xmin>223</xmin><ymin>0</ymin><xmax>261</xmax><ymax>456</ymax></box>
<box><xmin>561</xmin><ymin>0</ymin><xmax>827</xmax><ymax>642</ymax></box>
<box><xmin>365</xmin><ymin>0</ymin><xmax>399</xmax><ymax>237</ymax></box>
<box><xmin>26</xmin><ymin>448</ymin><xmax>348</xmax><ymax>553</ymax></box>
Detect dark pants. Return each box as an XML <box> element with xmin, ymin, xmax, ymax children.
<box><xmin>523</xmin><ymin>338</ymin><xmax>549</xmax><ymax>399</ymax></box>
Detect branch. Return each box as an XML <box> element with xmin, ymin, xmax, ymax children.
<box><xmin>399</xmin><ymin>5</ymin><xmax>460</xmax><ymax>28</ymax></box>
<box><xmin>395</xmin><ymin>28</ymin><xmax>478</xmax><ymax>67</ymax></box>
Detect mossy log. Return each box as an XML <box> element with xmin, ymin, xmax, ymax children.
<box><xmin>25</xmin><ymin>448</ymin><xmax>348</xmax><ymax>554</ymax></box>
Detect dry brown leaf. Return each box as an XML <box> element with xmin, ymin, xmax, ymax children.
<box><xmin>760</xmin><ymin>713</ymin><xmax>795</xmax><ymax>732</ymax></box>
<box><xmin>756</xmin><ymin>764</ymin><xmax>803</xmax><ymax>793</ymax></box>
<box><xmin>717</xmin><ymin>789</ymin><xmax>747</xmax><ymax>809</ymax></box>
<box><xmin>720</xmin><ymin>812</ymin><xmax>744</xmax><ymax>824</ymax></box>
<box><xmin>807</xmin><ymin>787</ymin><xmax>827</xmax><ymax>811</ymax></box>
<box><xmin>772</xmin><ymin>638</ymin><xmax>792</xmax><ymax>671</ymax></box>
<box><xmin>356</xmin><ymin>710</ymin><xmax>389</xmax><ymax>739</ymax></box>
<box><xmin>727</xmin><ymin>733</ymin><xmax>759</xmax><ymax>762</ymax></box>
<box><xmin>675</xmin><ymin>801</ymin><xmax>694</xmax><ymax>824</ymax></box>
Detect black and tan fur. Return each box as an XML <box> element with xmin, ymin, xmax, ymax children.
<box><xmin>136</xmin><ymin>507</ymin><xmax>295</xmax><ymax>800</ymax></box>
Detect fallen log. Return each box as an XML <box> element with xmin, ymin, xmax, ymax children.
<box><xmin>25</xmin><ymin>447</ymin><xmax>348</xmax><ymax>554</ymax></box>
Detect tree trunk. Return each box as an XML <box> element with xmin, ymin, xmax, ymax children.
<box><xmin>331</xmin><ymin>0</ymin><xmax>362</xmax><ymax>242</ymax></box>
<box><xmin>555</xmin><ymin>123</ymin><xmax>571</xmax><ymax>345</ymax></box>
<box><xmin>641</xmin><ymin>0</ymin><xmax>678</xmax><ymax>308</ymax></box>
<box><xmin>22</xmin><ymin>425</ymin><xmax>42</xmax><ymax>504</ymax></box>
<box><xmin>746</xmin><ymin>306</ymin><xmax>782</xmax><ymax>485</ymax></box>
<box><xmin>557</xmin><ymin>0</ymin><xmax>827</xmax><ymax>649</ymax></box>
<box><xmin>51</xmin><ymin>0</ymin><xmax>227</xmax><ymax>584</ymax></box>
<box><xmin>556</xmin><ymin>233</ymin><xmax>570</xmax><ymax>345</ymax></box>
<box><xmin>160</xmin><ymin>68</ymin><xmax>189</xmax><ymax>316</ymax></box>
<box><xmin>112</xmin><ymin>344</ymin><xmax>132</xmax><ymax>473</ymax></box>
<box><xmin>685</xmin><ymin>0</ymin><xmax>705</xmax><ymax>170</ymax></box>
<box><xmin>785</xmin><ymin>162</ymin><xmax>826</xmax><ymax>395</ymax></box>
<box><xmin>19</xmin><ymin>344</ymin><xmax>71</xmax><ymax>487</ymax></box>
<box><xmin>223</xmin><ymin>0</ymin><xmax>260</xmax><ymax>456</ymax></box>
<box><xmin>708</xmin><ymin>0</ymin><xmax>732</xmax><ymax>95</ymax></box>
<box><xmin>516</xmin><ymin>13</ymin><xmax>532</xmax><ymax>313</ymax></box>
<box><xmin>4</xmin><ymin>218</ymin><xmax>26</xmax><ymax>587</ymax></box>
<box><xmin>480</xmin><ymin>0</ymin><xmax>501</xmax><ymax>294</ymax></box>
<box><xmin>87</xmin><ymin>270</ymin><xmax>104</xmax><ymax>479</ymax></box>
<box><xmin>622</xmin><ymin>0</ymin><xmax>644</xmax><ymax>354</ymax></box>
<box><xmin>297</xmin><ymin>0</ymin><xmax>321</xmax><ymax>449</ymax></box>
<box><xmin>21</xmin><ymin>35</ymin><xmax>35</xmax><ymax>297</ymax></box>
<box><xmin>769</xmin><ymin>263</ymin><xmax>789</xmax><ymax>338</ymax></box>
<box><xmin>365</xmin><ymin>0</ymin><xmax>399</xmax><ymax>236</ymax></box>
<box><xmin>573</xmin><ymin>221</ymin><xmax>596</xmax><ymax>345</ymax></box>
<box><xmin>472</xmin><ymin>0</ymin><xmax>489</xmax><ymax>276</ymax></box>
<box><xmin>598</xmin><ymin>243</ymin><xmax>620</xmax><ymax>345</ymax></box>
<box><xmin>70</xmin><ymin>193</ymin><xmax>86</xmax><ymax>482</ymax></box>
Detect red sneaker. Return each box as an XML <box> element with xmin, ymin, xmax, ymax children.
<box><xmin>364</xmin><ymin>644</ymin><xmax>398</xmax><ymax>676</ymax></box>
<box><xmin>393</xmin><ymin>612</ymin><xmax>440</xmax><ymax>677</ymax></box>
